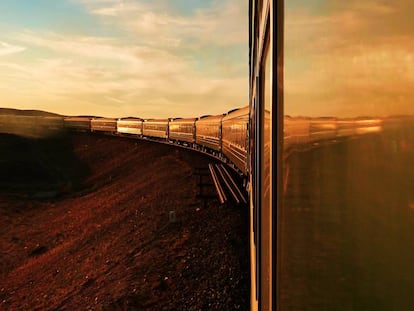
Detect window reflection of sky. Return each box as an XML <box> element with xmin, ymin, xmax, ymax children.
<box><xmin>285</xmin><ymin>1</ymin><xmax>414</xmax><ymax>117</ymax></box>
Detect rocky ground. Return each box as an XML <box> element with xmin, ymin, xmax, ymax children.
<box><xmin>0</xmin><ymin>132</ymin><xmax>249</xmax><ymax>310</ymax></box>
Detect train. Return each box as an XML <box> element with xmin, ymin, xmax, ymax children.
<box><xmin>0</xmin><ymin>107</ymin><xmax>383</xmax><ymax>310</ymax></box>
<box><xmin>60</xmin><ymin>113</ymin><xmax>382</xmax><ymax>179</ymax></box>
<box><xmin>0</xmin><ymin>112</ymin><xmax>382</xmax><ymax>188</ymax></box>
<box><xmin>0</xmin><ymin>100</ymin><xmax>383</xmax><ymax>311</ymax></box>
<box><xmin>63</xmin><ymin>110</ymin><xmax>250</xmax><ymax>177</ymax></box>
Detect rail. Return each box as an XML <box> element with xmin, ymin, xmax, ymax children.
<box><xmin>208</xmin><ymin>163</ymin><xmax>247</xmax><ymax>205</ymax></box>
<box><xmin>208</xmin><ymin>163</ymin><xmax>227</xmax><ymax>204</ymax></box>
<box><xmin>217</xmin><ymin>164</ymin><xmax>247</xmax><ymax>204</ymax></box>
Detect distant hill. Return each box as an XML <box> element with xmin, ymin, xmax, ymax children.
<box><xmin>0</xmin><ymin>108</ymin><xmax>62</xmax><ymax>117</ymax></box>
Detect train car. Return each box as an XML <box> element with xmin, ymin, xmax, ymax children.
<box><xmin>222</xmin><ymin>106</ymin><xmax>249</xmax><ymax>174</ymax></box>
<box><xmin>336</xmin><ymin>118</ymin><xmax>357</xmax><ymax>137</ymax></box>
<box><xmin>354</xmin><ymin>118</ymin><xmax>382</xmax><ymax>135</ymax></box>
<box><xmin>0</xmin><ymin>115</ymin><xmax>64</xmax><ymax>136</ymax></box>
<box><xmin>168</xmin><ymin>117</ymin><xmax>196</xmax><ymax>143</ymax></box>
<box><xmin>12</xmin><ymin>115</ymin><xmax>38</xmax><ymax>128</ymax></box>
<box><xmin>249</xmin><ymin>0</ymin><xmax>277</xmax><ymax>310</ymax></box>
<box><xmin>117</xmin><ymin>117</ymin><xmax>143</xmax><ymax>136</ymax></box>
<box><xmin>0</xmin><ymin>114</ymin><xmax>8</xmax><ymax>132</ymax></box>
<box><xmin>309</xmin><ymin>117</ymin><xmax>337</xmax><ymax>142</ymax></box>
<box><xmin>40</xmin><ymin>116</ymin><xmax>64</xmax><ymax>131</ymax></box>
<box><xmin>142</xmin><ymin>119</ymin><xmax>169</xmax><ymax>139</ymax></box>
<box><xmin>91</xmin><ymin>117</ymin><xmax>117</xmax><ymax>133</ymax></box>
<box><xmin>284</xmin><ymin>116</ymin><xmax>311</xmax><ymax>147</ymax></box>
<box><xmin>0</xmin><ymin>115</ymin><xmax>33</xmax><ymax>135</ymax></box>
<box><xmin>64</xmin><ymin>117</ymin><xmax>92</xmax><ymax>131</ymax></box>
<box><xmin>195</xmin><ymin>114</ymin><xmax>224</xmax><ymax>152</ymax></box>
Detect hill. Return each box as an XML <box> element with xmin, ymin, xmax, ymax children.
<box><xmin>0</xmin><ymin>132</ymin><xmax>249</xmax><ymax>310</ymax></box>
<box><xmin>0</xmin><ymin>108</ymin><xmax>62</xmax><ymax>117</ymax></box>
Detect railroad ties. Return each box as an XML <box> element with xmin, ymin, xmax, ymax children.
<box><xmin>208</xmin><ymin>163</ymin><xmax>247</xmax><ymax>206</ymax></box>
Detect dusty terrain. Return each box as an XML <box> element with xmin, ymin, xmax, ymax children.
<box><xmin>0</xmin><ymin>132</ymin><xmax>249</xmax><ymax>310</ymax></box>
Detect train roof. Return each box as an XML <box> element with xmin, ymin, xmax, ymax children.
<box><xmin>91</xmin><ymin>117</ymin><xmax>117</xmax><ymax>121</ymax></box>
<box><xmin>64</xmin><ymin>116</ymin><xmax>93</xmax><ymax>121</ymax></box>
<box><xmin>196</xmin><ymin>114</ymin><xmax>224</xmax><ymax>122</ymax></box>
<box><xmin>223</xmin><ymin>106</ymin><xmax>249</xmax><ymax>120</ymax></box>
<box><xmin>118</xmin><ymin>117</ymin><xmax>143</xmax><ymax>121</ymax></box>
<box><xmin>169</xmin><ymin>117</ymin><xmax>197</xmax><ymax>123</ymax></box>
<box><xmin>42</xmin><ymin>116</ymin><xmax>64</xmax><ymax>119</ymax></box>
<box><xmin>144</xmin><ymin>118</ymin><xmax>169</xmax><ymax>122</ymax></box>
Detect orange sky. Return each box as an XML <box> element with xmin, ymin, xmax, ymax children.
<box><xmin>0</xmin><ymin>0</ymin><xmax>247</xmax><ymax>118</ymax></box>
<box><xmin>285</xmin><ymin>0</ymin><xmax>414</xmax><ymax>117</ymax></box>
<box><xmin>2</xmin><ymin>1</ymin><xmax>412</xmax><ymax>119</ymax></box>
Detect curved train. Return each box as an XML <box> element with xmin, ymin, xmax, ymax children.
<box><xmin>60</xmin><ymin>112</ymin><xmax>382</xmax><ymax>172</ymax></box>
<box><xmin>0</xmin><ymin>87</ymin><xmax>383</xmax><ymax>311</ymax></box>
<box><xmin>63</xmin><ymin>107</ymin><xmax>251</xmax><ymax>177</ymax></box>
<box><xmin>47</xmin><ymin>111</ymin><xmax>382</xmax><ymax>187</ymax></box>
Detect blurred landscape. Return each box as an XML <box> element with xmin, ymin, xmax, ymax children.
<box><xmin>281</xmin><ymin>119</ymin><xmax>414</xmax><ymax>310</ymax></box>
<box><xmin>0</xmin><ymin>127</ymin><xmax>249</xmax><ymax>310</ymax></box>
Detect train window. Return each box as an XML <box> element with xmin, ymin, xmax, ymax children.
<box><xmin>281</xmin><ymin>1</ymin><xmax>414</xmax><ymax>310</ymax></box>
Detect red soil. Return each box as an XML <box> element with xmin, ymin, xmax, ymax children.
<box><xmin>0</xmin><ymin>133</ymin><xmax>249</xmax><ymax>310</ymax></box>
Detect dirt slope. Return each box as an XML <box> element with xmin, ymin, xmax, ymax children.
<box><xmin>0</xmin><ymin>133</ymin><xmax>249</xmax><ymax>310</ymax></box>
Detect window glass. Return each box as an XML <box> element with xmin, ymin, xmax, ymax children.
<box><xmin>282</xmin><ymin>1</ymin><xmax>414</xmax><ymax>309</ymax></box>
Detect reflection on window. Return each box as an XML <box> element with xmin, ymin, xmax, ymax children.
<box><xmin>281</xmin><ymin>1</ymin><xmax>414</xmax><ymax>310</ymax></box>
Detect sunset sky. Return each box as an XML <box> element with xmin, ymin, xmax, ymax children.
<box><xmin>0</xmin><ymin>0</ymin><xmax>247</xmax><ymax>118</ymax></box>
<box><xmin>2</xmin><ymin>1</ymin><xmax>413</xmax><ymax>119</ymax></box>
<box><xmin>285</xmin><ymin>0</ymin><xmax>414</xmax><ymax>117</ymax></box>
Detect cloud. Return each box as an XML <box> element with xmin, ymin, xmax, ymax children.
<box><xmin>2</xmin><ymin>29</ymin><xmax>246</xmax><ymax>118</ymax></box>
<box><xmin>0</xmin><ymin>41</ymin><xmax>26</xmax><ymax>56</ymax></box>
<box><xmin>1</xmin><ymin>1</ymin><xmax>247</xmax><ymax>118</ymax></box>
<box><xmin>285</xmin><ymin>0</ymin><xmax>414</xmax><ymax>117</ymax></box>
<box><xmin>78</xmin><ymin>0</ymin><xmax>247</xmax><ymax>48</ymax></box>
<box><xmin>14</xmin><ymin>31</ymin><xmax>191</xmax><ymax>78</ymax></box>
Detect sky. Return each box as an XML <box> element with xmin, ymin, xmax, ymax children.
<box><xmin>0</xmin><ymin>0</ymin><xmax>248</xmax><ymax>118</ymax></box>
<box><xmin>285</xmin><ymin>0</ymin><xmax>414</xmax><ymax>117</ymax></box>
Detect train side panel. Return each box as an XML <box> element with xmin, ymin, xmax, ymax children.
<box><xmin>169</xmin><ymin>118</ymin><xmax>196</xmax><ymax>143</ymax></box>
<box><xmin>309</xmin><ymin>118</ymin><xmax>337</xmax><ymax>142</ymax></box>
<box><xmin>336</xmin><ymin>119</ymin><xmax>356</xmax><ymax>137</ymax></box>
<box><xmin>284</xmin><ymin>117</ymin><xmax>310</xmax><ymax>147</ymax></box>
<box><xmin>354</xmin><ymin>118</ymin><xmax>382</xmax><ymax>135</ymax></box>
<box><xmin>91</xmin><ymin>118</ymin><xmax>117</xmax><ymax>132</ymax></box>
<box><xmin>40</xmin><ymin>116</ymin><xmax>64</xmax><ymax>131</ymax></box>
<box><xmin>117</xmin><ymin>118</ymin><xmax>143</xmax><ymax>135</ymax></box>
<box><xmin>195</xmin><ymin>115</ymin><xmax>223</xmax><ymax>151</ymax></box>
<box><xmin>0</xmin><ymin>115</ymin><xmax>64</xmax><ymax>136</ymax></box>
<box><xmin>142</xmin><ymin>119</ymin><xmax>169</xmax><ymax>139</ymax></box>
<box><xmin>64</xmin><ymin>117</ymin><xmax>92</xmax><ymax>131</ymax></box>
<box><xmin>222</xmin><ymin>106</ymin><xmax>249</xmax><ymax>174</ymax></box>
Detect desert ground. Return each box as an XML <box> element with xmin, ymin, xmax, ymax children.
<box><xmin>0</xmin><ymin>132</ymin><xmax>249</xmax><ymax>310</ymax></box>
